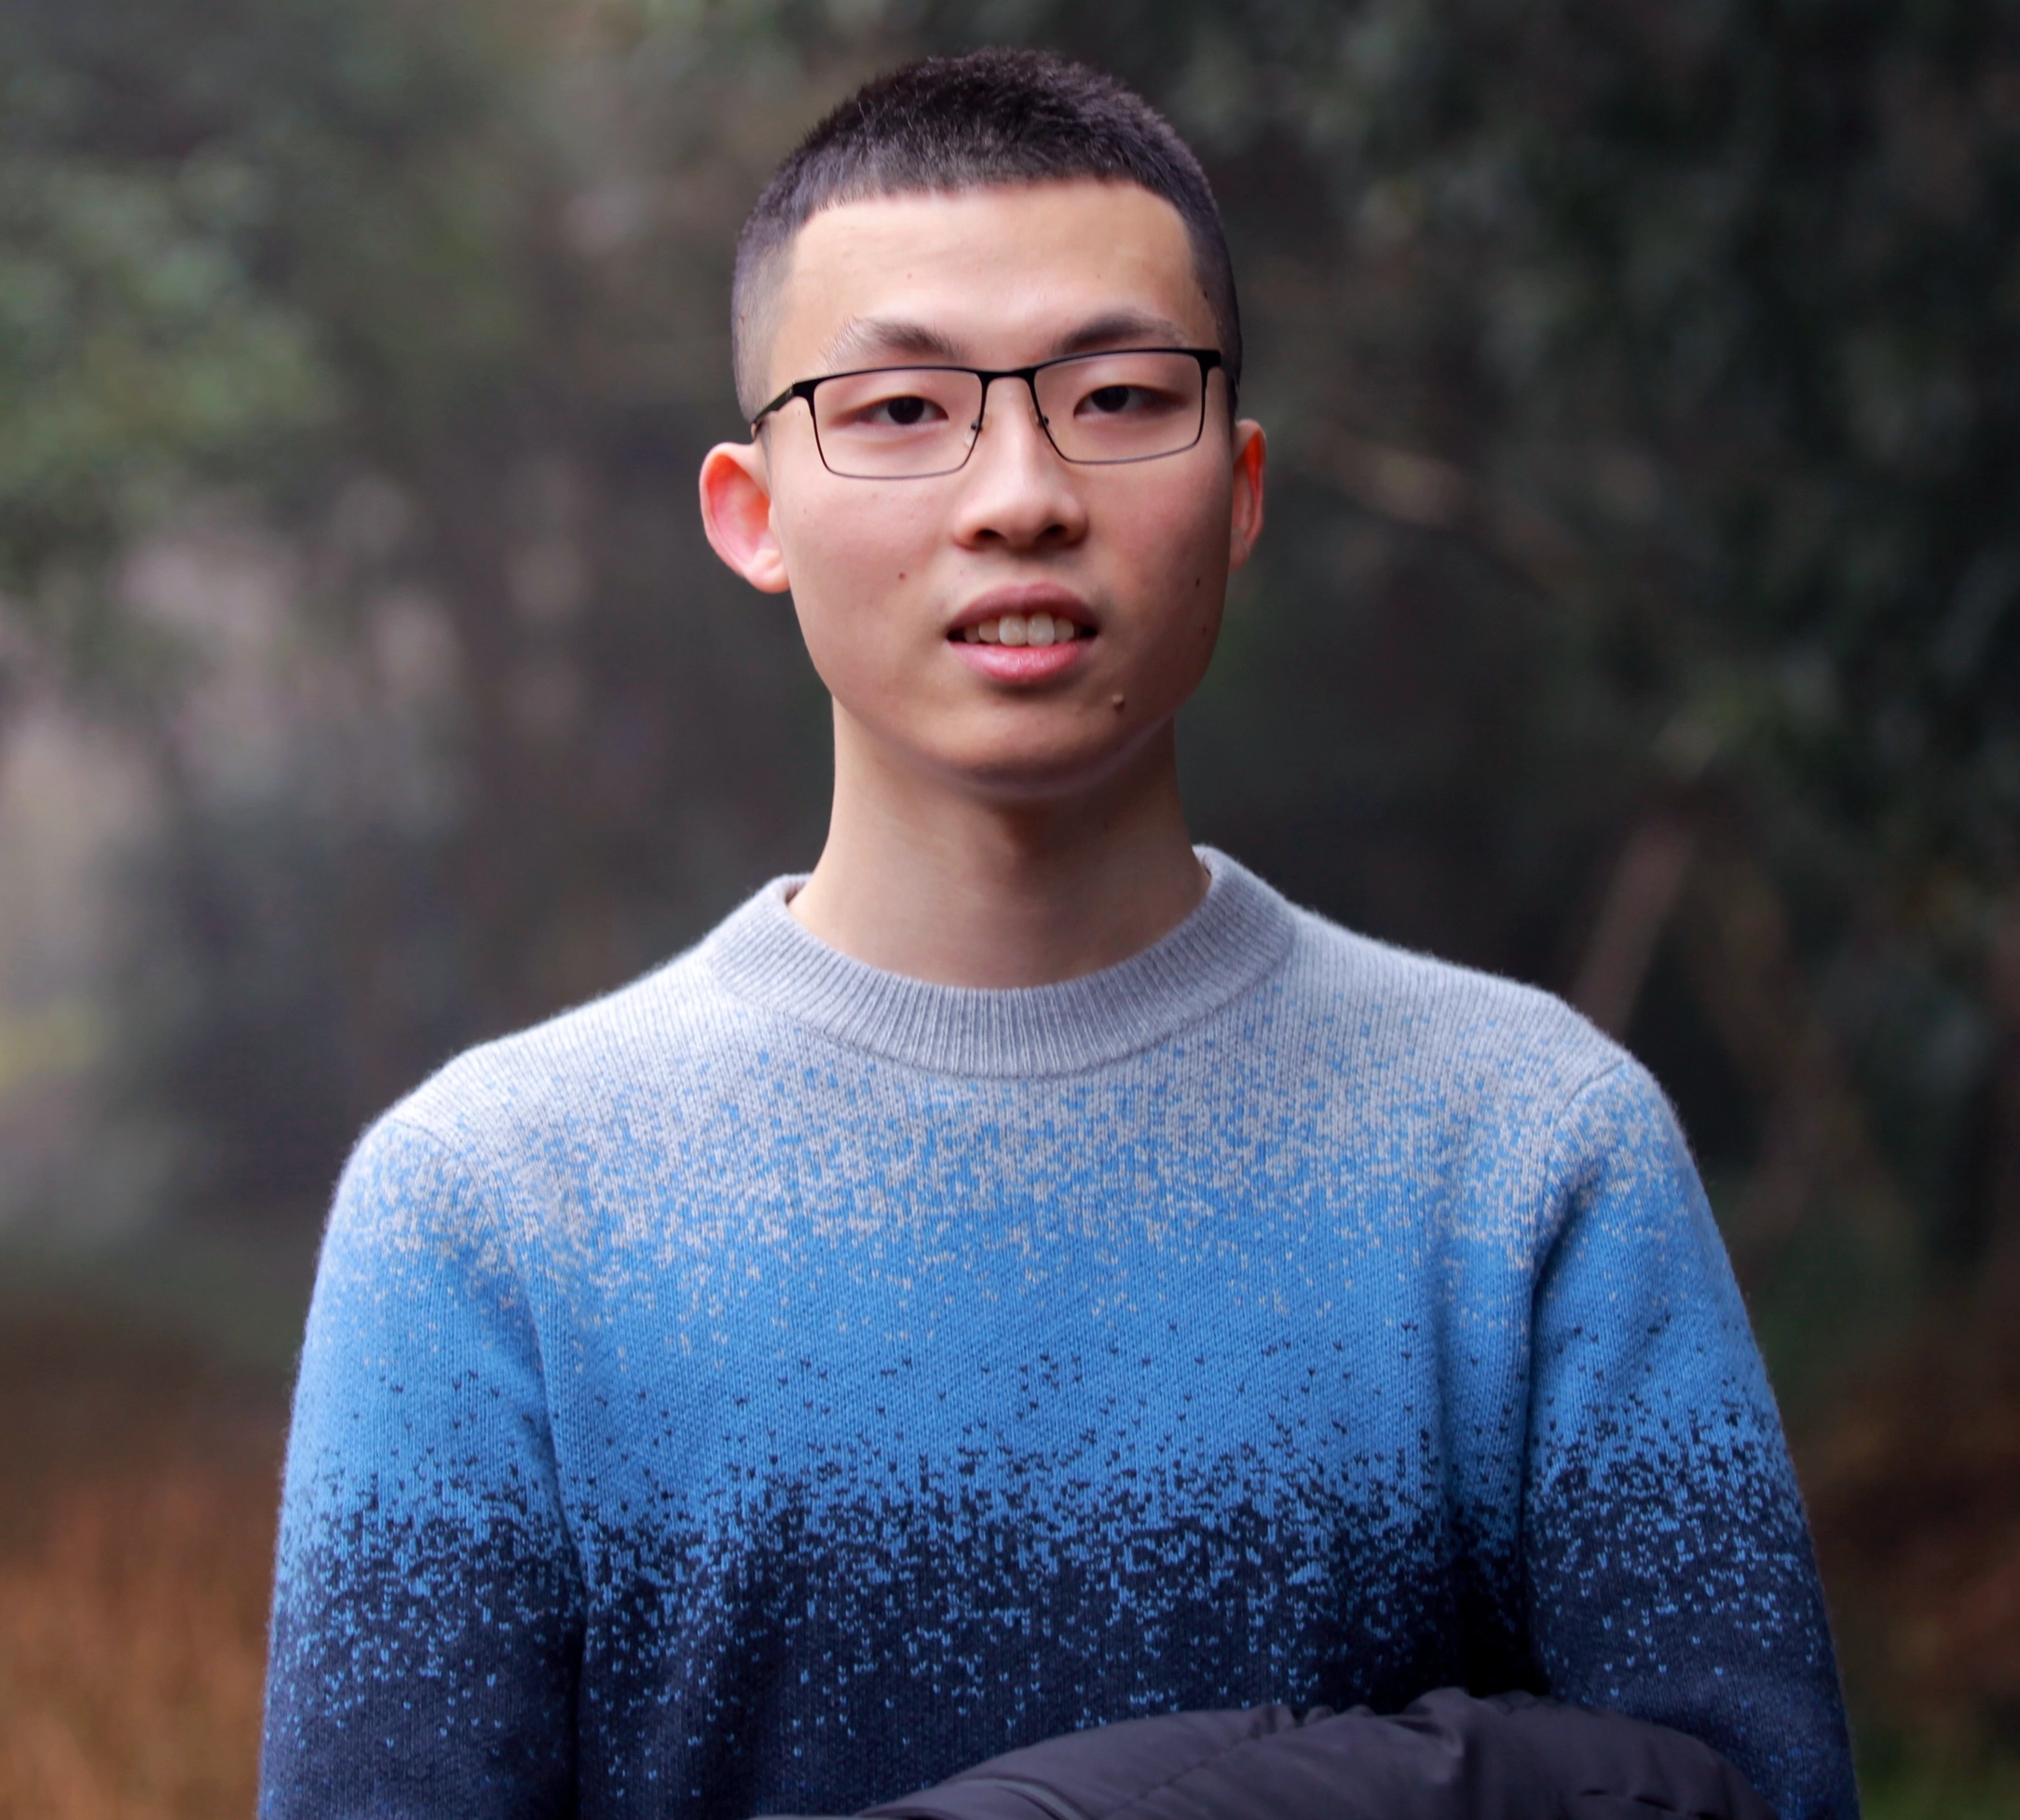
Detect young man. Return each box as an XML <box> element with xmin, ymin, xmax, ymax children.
<box><xmin>261</xmin><ymin>50</ymin><xmax>1859</xmax><ymax>1820</ymax></box>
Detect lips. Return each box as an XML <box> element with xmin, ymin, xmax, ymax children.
<box><xmin>951</xmin><ymin>638</ymin><xmax>1087</xmax><ymax>681</ymax></box>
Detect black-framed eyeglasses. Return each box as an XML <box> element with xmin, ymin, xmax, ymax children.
<box><xmin>751</xmin><ymin>348</ymin><xmax>1225</xmax><ymax>480</ymax></box>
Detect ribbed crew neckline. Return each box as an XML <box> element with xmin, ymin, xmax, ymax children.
<box><xmin>704</xmin><ymin>847</ymin><xmax>1294</xmax><ymax>1077</ymax></box>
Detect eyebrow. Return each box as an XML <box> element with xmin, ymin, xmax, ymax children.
<box><xmin>1050</xmin><ymin>310</ymin><xmax>1194</xmax><ymax>356</ymax></box>
<box><xmin>818</xmin><ymin>317</ymin><xmax>964</xmax><ymax>370</ymax></box>
<box><xmin>815</xmin><ymin>308</ymin><xmax>1201</xmax><ymax>374</ymax></box>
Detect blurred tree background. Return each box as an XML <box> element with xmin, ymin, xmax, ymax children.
<box><xmin>1</xmin><ymin>0</ymin><xmax>2017</xmax><ymax>1811</ymax></box>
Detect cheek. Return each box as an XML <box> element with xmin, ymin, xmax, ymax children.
<box><xmin>777</xmin><ymin>481</ymin><xmax>938</xmax><ymax>595</ymax></box>
<box><xmin>1129</xmin><ymin>470</ymin><xmax>1235</xmax><ymax>604</ymax></box>
<box><xmin>1118</xmin><ymin>471</ymin><xmax>1233</xmax><ymax>694</ymax></box>
<box><xmin>774</xmin><ymin>484</ymin><xmax>939</xmax><ymax>697</ymax></box>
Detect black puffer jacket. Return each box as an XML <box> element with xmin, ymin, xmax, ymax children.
<box><xmin>770</xmin><ymin>1690</ymin><xmax>1776</xmax><ymax>1820</ymax></box>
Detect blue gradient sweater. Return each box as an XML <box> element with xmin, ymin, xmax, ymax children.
<box><xmin>261</xmin><ymin>853</ymin><xmax>1857</xmax><ymax>1819</ymax></box>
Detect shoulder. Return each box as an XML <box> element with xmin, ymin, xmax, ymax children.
<box><xmin>1250</xmin><ymin>885</ymin><xmax>1709</xmax><ymax>1280</ymax></box>
<box><xmin>1238</xmin><ymin>876</ymin><xmax>1699</xmax><ymax>1224</ymax></box>
<box><xmin>1266</xmin><ymin>890</ymin><xmax>1646</xmax><ymax>1122</ymax></box>
<box><xmin>364</xmin><ymin>891</ymin><xmax>788</xmax><ymax>1189</ymax></box>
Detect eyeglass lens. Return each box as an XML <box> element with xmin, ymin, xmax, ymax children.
<box><xmin>808</xmin><ymin>351</ymin><xmax>1208</xmax><ymax>479</ymax></box>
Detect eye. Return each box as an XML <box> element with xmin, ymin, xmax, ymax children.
<box><xmin>816</xmin><ymin>368</ymin><xmax>976</xmax><ymax>440</ymax></box>
<box><xmin>849</xmin><ymin>391</ymin><xmax>950</xmax><ymax>431</ymax></box>
<box><xmin>1071</xmin><ymin>379</ymin><xmax>1184</xmax><ymax>420</ymax></box>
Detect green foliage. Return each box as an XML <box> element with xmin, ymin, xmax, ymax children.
<box><xmin>0</xmin><ymin>0</ymin><xmax>540</xmax><ymax>679</ymax></box>
<box><xmin>1858</xmin><ymin>1740</ymin><xmax>2020</xmax><ymax>1820</ymax></box>
<box><xmin>0</xmin><ymin>152</ymin><xmax>329</xmax><ymax>600</ymax></box>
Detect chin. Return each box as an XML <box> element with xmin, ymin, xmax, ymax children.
<box><xmin>935</xmin><ymin>724</ymin><xmax>1165</xmax><ymax>805</ymax></box>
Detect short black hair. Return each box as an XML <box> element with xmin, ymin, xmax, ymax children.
<box><xmin>731</xmin><ymin>48</ymin><xmax>1241</xmax><ymax>419</ymax></box>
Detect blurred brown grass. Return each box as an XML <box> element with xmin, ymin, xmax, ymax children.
<box><xmin>0</xmin><ymin>1319</ymin><xmax>282</xmax><ymax>1820</ymax></box>
<box><xmin>1800</xmin><ymin>1299</ymin><xmax>2020</xmax><ymax>1758</ymax></box>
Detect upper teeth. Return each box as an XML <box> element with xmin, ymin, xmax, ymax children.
<box><xmin>961</xmin><ymin>612</ymin><xmax>1086</xmax><ymax>647</ymax></box>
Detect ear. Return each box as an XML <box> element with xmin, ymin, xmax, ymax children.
<box><xmin>1227</xmin><ymin>418</ymin><xmax>1266</xmax><ymax>573</ymax></box>
<box><xmin>699</xmin><ymin>438</ymin><xmax>792</xmax><ymax>594</ymax></box>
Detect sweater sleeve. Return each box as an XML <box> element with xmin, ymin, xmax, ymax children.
<box><xmin>259</xmin><ymin>1114</ymin><xmax>583</xmax><ymax>1819</ymax></box>
<box><xmin>1522</xmin><ymin>1059</ymin><xmax>1859</xmax><ymax>1820</ymax></box>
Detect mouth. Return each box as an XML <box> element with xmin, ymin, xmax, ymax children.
<box><xmin>946</xmin><ymin>588</ymin><xmax>1098</xmax><ymax>683</ymax></box>
<box><xmin>946</xmin><ymin>598</ymin><xmax>1097</xmax><ymax>683</ymax></box>
<box><xmin>951</xmin><ymin>609</ymin><xmax>1096</xmax><ymax>648</ymax></box>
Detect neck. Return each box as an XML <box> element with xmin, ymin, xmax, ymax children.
<box><xmin>788</xmin><ymin>713</ymin><xmax>1208</xmax><ymax>988</ymax></box>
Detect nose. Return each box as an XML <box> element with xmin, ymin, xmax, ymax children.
<box><xmin>947</xmin><ymin>375</ymin><xmax>1089</xmax><ymax>552</ymax></box>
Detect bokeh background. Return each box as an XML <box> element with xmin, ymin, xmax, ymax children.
<box><xmin>2</xmin><ymin>0</ymin><xmax>2017</xmax><ymax>1813</ymax></box>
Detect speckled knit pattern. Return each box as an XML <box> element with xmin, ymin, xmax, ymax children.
<box><xmin>260</xmin><ymin>852</ymin><xmax>1857</xmax><ymax>1820</ymax></box>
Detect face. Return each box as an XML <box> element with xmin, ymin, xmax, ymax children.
<box><xmin>700</xmin><ymin>180</ymin><xmax>1264</xmax><ymax>803</ymax></box>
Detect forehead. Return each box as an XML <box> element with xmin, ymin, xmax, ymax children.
<box><xmin>766</xmin><ymin>180</ymin><xmax>1213</xmax><ymax>383</ymax></box>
